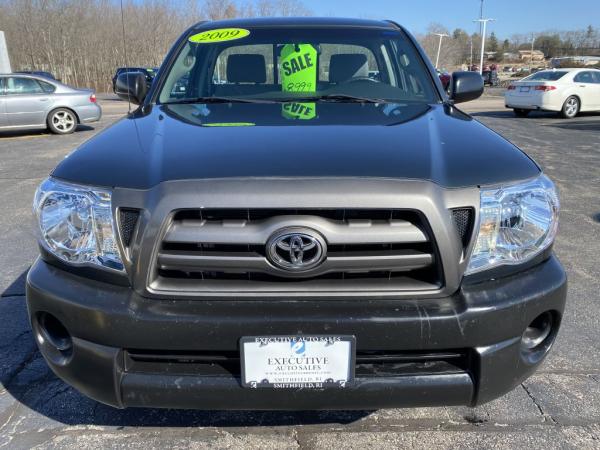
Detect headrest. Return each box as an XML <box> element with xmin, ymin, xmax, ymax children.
<box><xmin>329</xmin><ymin>54</ymin><xmax>368</xmax><ymax>83</ymax></box>
<box><xmin>226</xmin><ymin>54</ymin><xmax>266</xmax><ymax>83</ymax></box>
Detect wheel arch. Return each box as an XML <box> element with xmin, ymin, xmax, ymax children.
<box><xmin>46</xmin><ymin>106</ymin><xmax>80</xmax><ymax>125</ymax></box>
<box><xmin>564</xmin><ymin>93</ymin><xmax>582</xmax><ymax>107</ymax></box>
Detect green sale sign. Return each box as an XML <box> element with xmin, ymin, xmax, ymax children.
<box><xmin>280</xmin><ymin>43</ymin><xmax>317</xmax><ymax>120</ymax></box>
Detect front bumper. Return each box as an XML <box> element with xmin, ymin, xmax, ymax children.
<box><xmin>26</xmin><ymin>255</ymin><xmax>567</xmax><ymax>410</ymax></box>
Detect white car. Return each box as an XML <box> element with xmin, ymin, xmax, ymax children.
<box><xmin>505</xmin><ymin>68</ymin><xmax>600</xmax><ymax>118</ymax></box>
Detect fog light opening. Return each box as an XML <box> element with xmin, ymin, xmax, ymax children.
<box><xmin>34</xmin><ymin>312</ymin><xmax>73</xmax><ymax>365</ymax></box>
<box><xmin>521</xmin><ymin>311</ymin><xmax>554</xmax><ymax>351</ymax></box>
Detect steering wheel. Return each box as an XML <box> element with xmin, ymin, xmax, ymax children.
<box><xmin>344</xmin><ymin>76</ymin><xmax>381</xmax><ymax>84</ymax></box>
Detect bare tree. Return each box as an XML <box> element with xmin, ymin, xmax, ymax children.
<box><xmin>2</xmin><ymin>2</ymin><xmax>596</xmax><ymax>92</ymax></box>
<box><xmin>418</xmin><ymin>24</ymin><xmax>463</xmax><ymax>69</ymax></box>
<box><xmin>0</xmin><ymin>0</ymin><xmax>312</xmax><ymax>91</ymax></box>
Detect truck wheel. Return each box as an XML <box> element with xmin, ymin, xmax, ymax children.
<box><xmin>47</xmin><ymin>108</ymin><xmax>77</xmax><ymax>135</ymax></box>
<box><xmin>560</xmin><ymin>96</ymin><xmax>579</xmax><ymax>119</ymax></box>
<box><xmin>513</xmin><ymin>109</ymin><xmax>530</xmax><ymax>117</ymax></box>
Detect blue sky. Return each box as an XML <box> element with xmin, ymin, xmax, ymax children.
<box><xmin>301</xmin><ymin>0</ymin><xmax>599</xmax><ymax>37</ymax></box>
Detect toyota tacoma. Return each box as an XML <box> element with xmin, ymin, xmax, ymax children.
<box><xmin>27</xmin><ymin>17</ymin><xmax>566</xmax><ymax>410</ymax></box>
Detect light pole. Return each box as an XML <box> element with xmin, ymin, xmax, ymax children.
<box><xmin>479</xmin><ymin>0</ymin><xmax>484</xmax><ymax>36</ymax></box>
<box><xmin>0</xmin><ymin>31</ymin><xmax>11</xmax><ymax>73</ymax></box>
<box><xmin>434</xmin><ymin>33</ymin><xmax>449</xmax><ymax>69</ymax></box>
<box><xmin>470</xmin><ymin>37</ymin><xmax>473</xmax><ymax>68</ymax></box>
<box><xmin>530</xmin><ymin>33</ymin><xmax>536</xmax><ymax>67</ymax></box>
<box><xmin>473</xmin><ymin>18</ymin><xmax>495</xmax><ymax>75</ymax></box>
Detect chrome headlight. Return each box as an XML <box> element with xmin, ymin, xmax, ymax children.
<box><xmin>33</xmin><ymin>178</ymin><xmax>124</xmax><ymax>272</ymax></box>
<box><xmin>466</xmin><ymin>174</ymin><xmax>559</xmax><ymax>275</ymax></box>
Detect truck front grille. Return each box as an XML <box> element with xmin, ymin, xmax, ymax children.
<box><xmin>150</xmin><ymin>208</ymin><xmax>443</xmax><ymax>295</ymax></box>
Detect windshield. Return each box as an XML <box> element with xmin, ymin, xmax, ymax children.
<box><xmin>524</xmin><ymin>71</ymin><xmax>568</xmax><ymax>81</ymax></box>
<box><xmin>157</xmin><ymin>26</ymin><xmax>438</xmax><ymax>104</ymax></box>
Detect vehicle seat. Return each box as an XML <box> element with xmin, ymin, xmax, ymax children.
<box><xmin>329</xmin><ymin>54</ymin><xmax>369</xmax><ymax>83</ymax></box>
<box><xmin>214</xmin><ymin>54</ymin><xmax>271</xmax><ymax>96</ymax></box>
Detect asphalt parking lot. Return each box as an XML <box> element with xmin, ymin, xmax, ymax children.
<box><xmin>0</xmin><ymin>94</ymin><xmax>599</xmax><ymax>449</ymax></box>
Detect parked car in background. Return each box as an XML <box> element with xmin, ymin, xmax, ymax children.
<box><xmin>14</xmin><ymin>70</ymin><xmax>57</xmax><ymax>80</ymax></box>
<box><xmin>112</xmin><ymin>67</ymin><xmax>158</xmax><ymax>93</ymax></box>
<box><xmin>482</xmin><ymin>66</ymin><xmax>499</xmax><ymax>86</ymax></box>
<box><xmin>505</xmin><ymin>68</ymin><xmax>600</xmax><ymax>118</ymax></box>
<box><xmin>0</xmin><ymin>74</ymin><xmax>101</xmax><ymax>134</ymax></box>
<box><xmin>436</xmin><ymin>69</ymin><xmax>451</xmax><ymax>90</ymax></box>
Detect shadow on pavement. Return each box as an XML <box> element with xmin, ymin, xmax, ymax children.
<box><xmin>0</xmin><ymin>125</ymin><xmax>95</xmax><ymax>139</ymax></box>
<box><xmin>544</xmin><ymin>121</ymin><xmax>600</xmax><ymax>132</ymax></box>
<box><xmin>0</xmin><ymin>269</ymin><xmax>372</xmax><ymax>427</ymax></box>
<box><xmin>469</xmin><ymin>110</ymin><xmax>515</xmax><ymax>119</ymax></box>
<box><xmin>1</xmin><ymin>271</ymin><xmax>27</xmax><ymax>297</ymax></box>
<box><xmin>470</xmin><ymin>110</ymin><xmax>600</xmax><ymax>124</ymax></box>
<box><xmin>470</xmin><ymin>110</ymin><xmax>559</xmax><ymax>119</ymax></box>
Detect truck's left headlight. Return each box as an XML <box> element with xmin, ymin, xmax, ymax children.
<box><xmin>466</xmin><ymin>174</ymin><xmax>559</xmax><ymax>275</ymax></box>
<box><xmin>33</xmin><ymin>178</ymin><xmax>124</xmax><ymax>272</ymax></box>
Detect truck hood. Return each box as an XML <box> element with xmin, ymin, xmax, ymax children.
<box><xmin>52</xmin><ymin>102</ymin><xmax>540</xmax><ymax>190</ymax></box>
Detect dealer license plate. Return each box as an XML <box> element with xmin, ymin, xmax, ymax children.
<box><xmin>240</xmin><ymin>336</ymin><xmax>355</xmax><ymax>389</ymax></box>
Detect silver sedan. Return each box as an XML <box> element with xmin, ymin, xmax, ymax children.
<box><xmin>0</xmin><ymin>74</ymin><xmax>101</xmax><ymax>134</ymax></box>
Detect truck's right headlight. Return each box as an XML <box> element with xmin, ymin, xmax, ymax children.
<box><xmin>465</xmin><ymin>174</ymin><xmax>559</xmax><ymax>275</ymax></box>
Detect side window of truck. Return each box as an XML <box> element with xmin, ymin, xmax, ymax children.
<box><xmin>160</xmin><ymin>43</ymin><xmax>196</xmax><ymax>101</ymax></box>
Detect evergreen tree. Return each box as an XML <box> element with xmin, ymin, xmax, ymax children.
<box><xmin>487</xmin><ymin>32</ymin><xmax>499</xmax><ymax>53</ymax></box>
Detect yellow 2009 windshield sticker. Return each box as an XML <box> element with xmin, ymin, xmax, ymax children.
<box><xmin>280</xmin><ymin>44</ymin><xmax>317</xmax><ymax>120</ymax></box>
<box><xmin>189</xmin><ymin>28</ymin><xmax>250</xmax><ymax>44</ymax></box>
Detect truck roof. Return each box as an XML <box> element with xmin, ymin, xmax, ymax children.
<box><xmin>191</xmin><ymin>17</ymin><xmax>398</xmax><ymax>31</ymax></box>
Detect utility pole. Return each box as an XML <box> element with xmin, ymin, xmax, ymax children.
<box><xmin>479</xmin><ymin>0</ymin><xmax>484</xmax><ymax>36</ymax></box>
<box><xmin>470</xmin><ymin>37</ymin><xmax>474</xmax><ymax>68</ymax></box>
<box><xmin>0</xmin><ymin>31</ymin><xmax>11</xmax><ymax>73</ymax></box>
<box><xmin>474</xmin><ymin>18</ymin><xmax>495</xmax><ymax>75</ymax></box>
<box><xmin>434</xmin><ymin>33</ymin><xmax>449</xmax><ymax>69</ymax></box>
<box><xmin>530</xmin><ymin>33</ymin><xmax>535</xmax><ymax>67</ymax></box>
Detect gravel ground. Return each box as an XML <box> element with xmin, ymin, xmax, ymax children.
<box><xmin>0</xmin><ymin>96</ymin><xmax>599</xmax><ymax>449</ymax></box>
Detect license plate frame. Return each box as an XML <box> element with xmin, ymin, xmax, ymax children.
<box><xmin>240</xmin><ymin>335</ymin><xmax>356</xmax><ymax>389</ymax></box>
<box><xmin>520</xmin><ymin>86</ymin><xmax>531</xmax><ymax>93</ymax></box>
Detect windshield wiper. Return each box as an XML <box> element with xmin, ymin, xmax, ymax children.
<box><xmin>162</xmin><ymin>94</ymin><xmax>389</xmax><ymax>105</ymax></box>
<box><xmin>273</xmin><ymin>94</ymin><xmax>388</xmax><ymax>104</ymax></box>
<box><xmin>162</xmin><ymin>96</ymin><xmax>277</xmax><ymax>105</ymax></box>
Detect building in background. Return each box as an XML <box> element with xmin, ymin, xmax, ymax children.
<box><xmin>0</xmin><ymin>31</ymin><xmax>11</xmax><ymax>73</ymax></box>
<box><xmin>518</xmin><ymin>50</ymin><xmax>545</xmax><ymax>62</ymax></box>
<box><xmin>550</xmin><ymin>56</ymin><xmax>600</xmax><ymax>67</ymax></box>
<box><xmin>483</xmin><ymin>51</ymin><xmax>498</xmax><ymax>61</ymax></box>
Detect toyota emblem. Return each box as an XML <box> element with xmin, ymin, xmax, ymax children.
<box><xmin>266</xmin><ymin>229</ymin><xmax>326</xmax><ymax>271</ymax></box>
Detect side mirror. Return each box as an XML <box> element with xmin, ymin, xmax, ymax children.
<box><xmin>449</xmin><ymin>71</ymin><xmax>484</xmax><ymax>104</ymax></box>
<box><xmin>115</xmin><ymin>72</ymin><xmax>148</xmax><ymax>105</ymax></box>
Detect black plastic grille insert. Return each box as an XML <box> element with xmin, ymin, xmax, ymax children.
<box><xmin>119</xmin><ymin>209</ymin><xmax>140</xmax><ymax>247</ymax></box>
<box><xmin>451</xmin><ymin>208</ymin><xmax>474</xmax><ymax>248</ymax></box>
